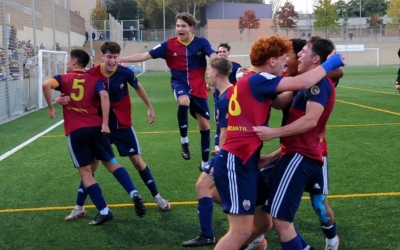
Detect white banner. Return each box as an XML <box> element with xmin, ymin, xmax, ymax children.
<box><xmin>336</xmin><ymin>44</ymin><xmax>365</xmax><ymax>52</ymax></box>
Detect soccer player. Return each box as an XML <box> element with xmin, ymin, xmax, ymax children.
<box><xmin>253</xmin><ymin>37</ymin><xmax>343</xmax><ymax>250</ymax></box>
<box><xmin>43</xmin><ymin>49</ymin><xmax>142</xmax><ymax>225</ymax></box>
<box><xmin>395</xmin><ymin>48</ymin><xmax>400</xmax><ymax>92</ymax></box>
<box><xmin>212</xmin><ymin>43</ymin><xmax>242</xmax><ymax>154</ymax></box>
<box><xmin>60</xmin><ymin>42</ymin><xmax>170</xmax><ymax>221</ymax></box>
<box><xmin>212</xmin><ymin>35</ymin><xmax>345</xmax><ymax>250</ymax></box>
<box><xmin>117</xmin><ymin>13</ymin><xmax>217</xmax><ymax>169</ymax></box>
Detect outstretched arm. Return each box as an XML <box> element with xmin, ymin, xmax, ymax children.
<box><xmin>118</xmin><ymin>52</ymin><xmax>152</xmax><ymax>63</ymax></box>
<box><xmin>134</xmin><ymin>83</ymin><xmax>155</xmax><ymax>124</ymax></box>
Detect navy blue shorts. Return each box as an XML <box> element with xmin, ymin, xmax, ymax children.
<box><xmin>109</xmin><ymin>127</ymin><xmax>141</xmax><ymax>157</ymax></box>
<box><xmin>68</xmin><ymin>127</ymin><xmax>114</xmax><ymax>168</ymax></box>
<box><xmin>256</xmin><ymin>160</ymin><xmax>277</xmax><ymax>206</ymax></box>
<box><xmin>172</xmin><ymin>85</ymin><xmax>210</xmax><ymax>120</ymax></box>
<box><xmin>263</xmin><ymin>153</ymin><xmax>323</xmax><ymax>222</ymax></box>
<box><xmin>213</xmin><ymin>149</ymin><xmax>261</xmax><ymax>215</ymax></box>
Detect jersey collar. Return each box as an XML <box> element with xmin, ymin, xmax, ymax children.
<box><xmin>100</xmin><ymin>63</ymin><xmax>117</xmax><ymax>77</ymax></box>
<box><xmin>178</xmin><ymin>34</ymin><xmax>194</xmax><ymax>46</ymax></box>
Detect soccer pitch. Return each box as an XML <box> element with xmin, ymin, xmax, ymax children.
<box><xmin>0</xmin><ymin>65</ymin><xmax>399</xmax><ymax>249</ymax></box>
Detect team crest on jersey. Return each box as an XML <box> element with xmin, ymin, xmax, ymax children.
<box><xmin>310</xmin><ymin>85</ymin><xmax>320</xmax><ymax>95</ymax></box>
<box><xmin>243</xmin><ymin>200</ymin><xmax>251</xmax><ymax>211</ymax></box>
<box><xmin>259</xmin><ymin>72</ymin><xmax>277</xmax><ymax>80</ymax></box>
<box><xmin>178</xmin><ymin>90</ymin><xmax>183</xmax><ymax>94</ymax></box>
<box><xmin>120</xmin><ymin>83</ymin><xmax>124</xmax><ymax>89</ymax></box>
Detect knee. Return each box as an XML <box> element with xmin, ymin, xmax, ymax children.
<box><xmin>130</xmin><ymin>156</ymin><xmax>145</xmax><ymax>170</ymax></box>
<box><xmin>178</xmin><ymin>96</ymin><xmax>190</xmax><ymax>106</ymax></box>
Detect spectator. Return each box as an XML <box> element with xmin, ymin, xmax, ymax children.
<box><xmin>349</xmin><ymin>32</ymin><xmax>353</xmax><ymax>41</ymax></box>
<box><xmin>85</xmin><ymin>31</ymin><xmax>89</xmax><ymax>41</ymax></box>
<box><xmin>301</xmin><ymin>32</ymin><xmax>306</xmax><ymax>39</ymax></box>
<box><xmin>99</xmin><ymin>33</ymin><xmax>104</xmax><ymax>41</ymax></box>
<box><xmin>40</xmin><ymin>43</ymin><xmax>45</xmax><ymax>49</ymax></box>
<box><xmin>307</xmin><ymin>32</ymin><xmax>311</xmax><ymax>38</ymax></box>
<box><xmin>92</xmin><ymin>32</ymin><xmax>96</xmax><ymax>41</ymax></box>
<box><xmin>56</xmin><ymin>43</ymin><xmax>61</xmax><ymax>51</ymax></box>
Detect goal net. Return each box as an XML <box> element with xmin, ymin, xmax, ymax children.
<box><xmin>37</xmin><ymin>50</ymin><xmax>68</xmax><ymax>108</ymax></box>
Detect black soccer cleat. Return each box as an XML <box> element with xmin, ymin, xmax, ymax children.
<box><xmin>182</xmin><ymin>234</ymin><xmax>216</xmax><ymax>247</ymax></box>
<box><xmin>88</xmin><ymin>210</ymin><xmax>114</xmax><ymax>226</ymax></box>
<box><xmin>181</xmin><ymin>143</ymin><xmax>192</xmax><ymax>160</ymax></box>
<box><xmin>132</xmin><ymin>192</ymin><xmax>146</xmax><ymax>218</ymax></box>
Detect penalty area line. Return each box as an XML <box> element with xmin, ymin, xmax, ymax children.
<box><xmin>0</xmin><ymin>120</ymin><xmax>64</xmax><ymax>162</ymax></box>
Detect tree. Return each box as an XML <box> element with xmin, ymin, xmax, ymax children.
<box><xmin>366</xmin><ymin>13</ymin><xmax>385</xmax><ymax>40</ymax></box>
<box><xmin>92</xmin><ymin>0</ymin><xmax>108</xmax><ymax>29</ymax></box>
<box><xmin>276</xmin><ymin>1</ymin><xmax>299</xmax><ymax>36</ymax></box>
<box><xmin>314</xmin><ymin>0</ymin><xmax>340</xmax><ymax>27</ymax></box>
<box><xmin>346</xmin><ymin>0</ymin><xmax>387</xmax><ymax>17</ymax></box>
<box><xmin>238</xmin><ymin>9</ymin><xmax>260</xmax><ymax>41</ymax></box>
<box><xmin>334</xmin><ymin>0</ymin><xmax>350</xmax><ymax>25</ymax></box>
<box><xmin>106</xmin><ymin>0</ymin><xmax>138</xmax><ymax>20</ymax></box>
<box><xmin>387</xmin><ymin>0</ymin><xmax>400</xmax><ymax>29</ymax></box>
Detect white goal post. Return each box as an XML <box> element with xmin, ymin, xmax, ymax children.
<box><xmin>37</xmin><ymin>50</ymin><xmax>68</xmax><ymax>109</ymax></box>
<box><xmin>335</xmin><ymin>45</ymin><xmax>379</xmax><ymax>66</ymax></box>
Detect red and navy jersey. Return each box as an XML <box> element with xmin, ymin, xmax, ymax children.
<box><xmin>281</xmin><ymin>77</ymin><xmax>336</xmax><ymax>163</ymax></box>
<box><xmin>223</xmin><ymin>71</ymin><xmax>282</xmax><ymax>162</ymax></box>
<box><xmin>51</xmin><ymin>70</ymin><xmax>106</xmax><ymax>135</ymax></box>
<box><xmin>88</xmin><ymin>64</ymin><xmax>138</xmax><ymax>129</ymax></box>
<box><xmin>148</xmin><ymin>36</ymin><xmax>215</xmax><ymax>99</ymax></box>
<box><xmin>229</xmin><ymin>61</ymin><xmax>242</xmax><ymax>84</ymax></box>
<box><xmin>218</xmin><ymin>85</ymin><xmax>234</xmax><ymax>130</ymax></box>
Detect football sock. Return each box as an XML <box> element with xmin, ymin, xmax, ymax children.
<box><xmin>85</xmin><ymin>183</ymin><xmax>107</xmax><ymax>212</ymax></box>
<box><xmin>281</xmin><ymin>235</ymin><xmax>302</xmax><ymax>250</ymax></box>
<box><xmin>322</xmin><ymin>223</ymin><xmax>337</xmax><ymax>244</ymax></box>
<box><xmin>177</xmin><ymin>105</ymin><xmax>189</xmax><ymax>138</ymax></box>
<box><xmin>200</xmin><ymin>129</ymin><xmax>210</xmax><ymax>162</ymax></box>
<box><xmin>112</xmin><ymin>167</ymin><xmax>137</xmax><ymax>195</ymax></box>
<box><xmin>295</xmin><ymin>226</ymin><xmax>309</xmax><ymax>249</ymax></box>
<box><xmin>100</xmin><ymin>207</ymin><xmax>110</xmax><ymax>215</ymax></box>
<box><xmin>139</xmin><ymin>166</ymin><xmax>158</xmax><ymax>197</ymax></box>
<box><xmin>198</xmin><ymin>197</ymin><xmax>213</xmax><ymax>238</ymax></box>
<box><xmin>76</xmin><ymin>181</ymin><xmax>88</xmax><ymax>207</ymax></box>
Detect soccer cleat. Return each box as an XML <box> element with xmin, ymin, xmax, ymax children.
<box><xmin>64</xmin><ymin>207</ymin><xmax>87</xmax><ymax>221</ymax></box>
<box><xmin>154</xmin><ymin>196</ymin><xmax>171</xmax><ymax>211</ymax></box>
<box><xmin>133</xmin><ymin>192</ymin><xmax>146</xmax><ymax>217</ymax></box>
<box><xmin>88</xmin><ymin>210</ymin><xmax>114</xmax><ymax>226</ymax></box>
<box><xmin>181</xmin><ymin>143</ymin><xmax>192</xmax><ymax>160</ymax></box>
<box><xmin>325</xmin><ymin>235</ymin><xmax>339</xmax><ymax>250</ymax></box>
<box><xmin>182</xmin><ymin>234</ymin><xmax>216</xmax><ymax>247</ymax></box>
<box><xmin>245</xmin><ymin>235</ymin><xmax>267</xmax><ymax>250</ymax></box>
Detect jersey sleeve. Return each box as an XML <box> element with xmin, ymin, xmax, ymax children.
<box><xmin>218</xmin><ymin>96</ymin><xmax>229</xmax><ymax>129</ymax></box>
<box><xmin>305</xmin><ymin>78</ymin><xmax>332</xmax><ymax>107</ymax></box>
<box><xmin>95</xmin><ymin>79</ymin><xmax>106</xmax><ymax>94</ymax></box>
<box><xmin>249</xmin><ymin>73</ymin><xmax>282</xmax><ymax>102</ymax></box>
<box><xmin>127</xmin><ymin>70</ymin><xmax>139</xmax><ymax>89</ymax></box>
<box><xmin>148</xmin><ymin>41</ymin><xmax>168</xmax><ymax>59</ymax></box>
<box><xmin>51</xmin><ymin>75</ymin><xmax>61</xmax><ymax>91</ymax></box>
<box><xmin>200</xmin><ymin>37</ymin><xmax>215</xmax><ymax>57</ymax></box>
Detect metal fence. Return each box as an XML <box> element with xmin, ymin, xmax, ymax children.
<box><xmin>0</xmin><ymin>0</ymin><xmax>85</xmax><ymax>124</ymax></box>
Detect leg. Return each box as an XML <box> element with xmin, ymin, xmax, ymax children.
<box><xmin>177</xmin><ymin>95</ymin><xmax>191</xmax><ymax>160</ymax></box>
<box><xmin>183</xmin><ymin>172</ymin><xmax>217</xmax><ymax>247</ymax></box>
<box><xmin>215</xmin><ymin>214</ymin><xmax>254</xmax><ymax>250</ymax></box>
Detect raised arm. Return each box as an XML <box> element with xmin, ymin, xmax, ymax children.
<box><xmin>118</xmin><ymin>52</ymin><xmax>152</xmax><ymax>63</ymax></box>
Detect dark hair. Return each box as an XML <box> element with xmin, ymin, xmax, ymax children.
<box><xmin>290</xmin><ymin>38</ymin><xmax>307</xmax><ymax>58</ymax></box>
<box><xmin>209</xmin><ymin>57</ymin><xmax>232</xmax><ymax>77</ymax></box>
<box><xmin>250</xmin><ymin>35</ymin><xmax>292</xmax><ymax>67</ymax></box>
<box><xmin>307</xmin><ymin>36</ymin><xmax>334</xmax><ymax>63</ymax></box>
<box><xmin>218</xmin><ymin>43</ymin><xmax>231</xmax><ymax>52</ymax></box>
<box><xmin>70</xmin><ymin>49</ymin><xmax>89</xmax><ymax>68</ymax></box>
<box><xmin>175</xmin><ymin>13</ymin><xmax>196</xmax><ymax>27</ymax></box>
<box><xmin>100</xmin><ymin>41</ymin><xmax>121</xmax><ymax>54</ymax></box>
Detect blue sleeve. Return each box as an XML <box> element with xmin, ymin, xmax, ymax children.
<box><xmin>52</xmin><ymin>74</ymin><xmax>62</xmax><ymax>91</ymax></box>
<box><xmin>218</xmin><ymin>96</ymin><xmax>229</xmax><ymax>129</ymax></box>
<box><xmin>148</xmin><ymin>41</ymin><xmax>168</xmax><ymax>59</ymax></box>
<box><xmin>305</xmin><ymin>78</ymin><xmax>332</xmax><ymax>107</ymax></box>
<box><xmin>127</xmin><ymin>70</ymin><xmax>139</xmax><ymax>89</ymax></box>
<box><xmin>200</xmin><ymin>37</ymin><xmax>215</xmax><ymax>57</ymax></box>
<box><xmin>95</xmin><ymin>79</ymin><xmax>106</xmax><ymax>94</ymax></box>
<box><xmin>249</xmin><ymin>73</ymin><xmax>282</xmax><ymax>102</ymax></box>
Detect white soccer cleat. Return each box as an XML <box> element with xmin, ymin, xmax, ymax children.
<box><xmin>154</xmin><ymin>196</ymin><xmax>171</xmax><ymax>211</ymax></box>
<box><xmin>245</xmin><ymin>235</ymin><xmax>267</xmax><ymax>250</ymax></box>
<box><xmin>65</xmin><ymin>207</ymin><xmax>87</xmax><ymax>221</ymax></box>
<box><xmin>325</xmin><ymin>235</ymin><xmax>339</xmax><ymax>250</ymax></box>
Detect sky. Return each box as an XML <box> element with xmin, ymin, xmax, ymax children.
<box><xmin>290</xmin><ymin>0</ymin><xmax>313</xmax><ymax>13</ymax></box>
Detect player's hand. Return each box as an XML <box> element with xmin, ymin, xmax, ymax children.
<box><xmin>101</xmin><ymin>124</ymin><xmax>110</xmax><ymax>135</ymax></box>
<box><xmin>327</xmin><ymin>50</ymin><xmax>346</xmax><ymax>67</ymax></box>
<box><xmin>148</xmin><ymin>108</ymin><xmax>155</xmax><ymax>124</ymax></box>
<box><xmin>206</xmin><ymin>83</ymin><xmax>213</xmax><ymax>93</ymax></box>
<box><xmin>48</xmin><ymin>108</ymin><xmax>56</xmax><ymax>118</ymax></box>
<box><xmin>56</xmin><ymin>93</ymin><xmax>70</xmax><ymax>106</ymax></box>
<box><xmin>253</xmin><ymin>126</ymin><xmax>277</xmax><ymax>141</ymax></box>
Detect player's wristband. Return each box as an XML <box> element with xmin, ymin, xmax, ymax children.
<box><xmin>321</xmin><ymin>54</ymin><xmax>343</xmax><ymax>74</ymax></box>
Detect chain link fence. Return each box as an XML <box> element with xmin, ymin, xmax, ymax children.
<box><xmin>0</xmin><ymin>0</ymin><xmax>85</xmax><ymax>124</ymax></box>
